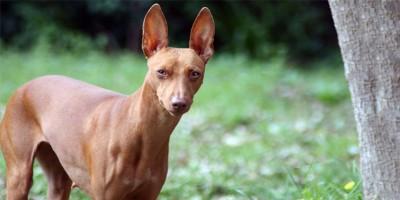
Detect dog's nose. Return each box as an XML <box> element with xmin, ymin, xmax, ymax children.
<box><xmin>172</xmin><ymin>99</ymin><xmax>187</xmax><ymax>110</ymax></box>
<box><xmin>171</xmin><ymin>96</ymin><xmax>190</xmax><ymax>113</ymax></box>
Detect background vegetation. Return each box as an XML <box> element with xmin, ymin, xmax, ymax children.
<box><xmin>1</xmin><ymin>0</ymin><xmax>337</xmax><ymax>62</ymax></box>
<box><xmin>0</xmin><ymin>0</ymin><xmax>361</xmax><ymax>199</ymax></box>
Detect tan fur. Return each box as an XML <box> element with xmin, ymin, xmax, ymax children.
<box><xmin>0</xmin><ymin>4</ymin><xmax>214</xmax><ymax>200</ymax></box>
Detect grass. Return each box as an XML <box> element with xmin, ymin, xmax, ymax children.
<box><xmin>0</xmin><ymin>48</ymin><xmax>362</xmax><ymax>199</ymax></box>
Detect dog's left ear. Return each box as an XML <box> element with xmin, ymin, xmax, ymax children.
<box><xmin>189</xmin><ymin>7</ymin><xmax>215</xmax><ymax>64</ymax></box>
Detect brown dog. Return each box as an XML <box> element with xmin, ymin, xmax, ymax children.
<box><xmin>0</xmin><ymin>4</ymin><xmax>214</xmax><ymax>200</ymax></box>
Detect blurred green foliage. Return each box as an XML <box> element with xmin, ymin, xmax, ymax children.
<box><xmin>1</xmin><ymin>0</ymin><xmax>338</xmax><ymax>62</ymax></box>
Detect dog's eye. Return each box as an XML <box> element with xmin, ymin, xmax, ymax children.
<box><xmin>157</xmin><ymin>69</ymin><xmax>168</xmax><ymax>78</ymax></box>
<box><xmin>190</xmin><ymin>71</ymin><xmax>201</xmax><ymax>80</ymax></box>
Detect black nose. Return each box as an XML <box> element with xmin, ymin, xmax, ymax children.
<box><xmin>172</xmin><ymin>100</ymin><xmax>187</xmax><ymax>111</ymax></box>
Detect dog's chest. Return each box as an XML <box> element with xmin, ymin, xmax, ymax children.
<box><xmin>100</xmin><ymin>160</ymin><xmax>164</xmax><ymax>198</ymax></box>
<box><xmin>104</xmin><ymin>141</ymin><xmax>168</xmax><ymax>193</ymax></box>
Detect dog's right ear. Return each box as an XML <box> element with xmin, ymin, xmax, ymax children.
<box><xmin>142</xmin><ymin>4</ymin><xmax>168</xmax><ymax>58</ymax></box>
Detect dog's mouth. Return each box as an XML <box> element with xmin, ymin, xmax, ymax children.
<box><xmin>168</xmin><ymin>108</ymin><xmax>189</xmax><ymax>117</ymax></box>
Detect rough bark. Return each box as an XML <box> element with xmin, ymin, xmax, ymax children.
<box><xmin>328</xmin><ymin>0</ymin><xmax>400</xmax><ymax>199</ymax></box>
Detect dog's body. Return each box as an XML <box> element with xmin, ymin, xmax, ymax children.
<box><xmin>0</xmin><ymin>4</ymin><xmax>214</xmax><ymax>200</ymax></box>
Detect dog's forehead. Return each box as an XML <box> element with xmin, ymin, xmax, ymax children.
<box><xmin>148</xmin><ymin>48</ymin><xmax>204</xmax><ymax>68</ymax></box>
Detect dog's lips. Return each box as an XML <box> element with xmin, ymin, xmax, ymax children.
<box><xmin>168</xmin><ymin>111</ymin><xmax>181</xmax><ymax>117</ymax></box>
<box><xmin>168</xmin><ymin>109</ymin><xmax>188</xmax><ymax>117</ymax></box>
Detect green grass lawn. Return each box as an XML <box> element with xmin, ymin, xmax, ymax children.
<box><xmin>0</xmin><ymin>48</ymin><xmax>361</xmax><ymax>199</ymax></box>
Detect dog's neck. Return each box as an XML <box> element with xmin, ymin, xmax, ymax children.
<box><xmin>135</xmin><ymin>80</ymin><xmax>181</xmax><ymax>129</ymax></box>
<box><xmin>124</xmin><ymin>79</ymin><xmax>181</xmax><ymax>161</ymax></box>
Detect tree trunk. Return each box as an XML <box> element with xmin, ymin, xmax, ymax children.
<box><xmin>328</xmin><ymin>0</ymin><xmax>400</xmax><ymax>199</ymax></box>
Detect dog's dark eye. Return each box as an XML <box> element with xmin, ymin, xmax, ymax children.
<box><xmin>190</xmin><ymin>71</ymin><xmax>201</xmax><ymax>80</ymax></box>
<box><xmin>157</xmin><ymin>69</ymin><xmax>168</xmax><ymax>78</ymax></box>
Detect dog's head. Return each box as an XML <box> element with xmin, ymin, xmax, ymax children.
<box><xmin>142</xmin><ymin>4</ymin><xmax>215</xmax><ymax>116</ymax></box>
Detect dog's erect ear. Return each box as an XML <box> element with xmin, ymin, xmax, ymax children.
<box><xmin>142</xmin><ymin>4</ymin><xmax>168</xmax><ymax>58</ymax></box>
<box><xmin>189</xmin><ymin>7</ymin><xmax>215</xmax><ymax>64</ymax></box>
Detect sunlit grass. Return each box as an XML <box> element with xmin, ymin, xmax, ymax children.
<box><xmin>0</xmin><ymin>49</ymin><xmax>361</xmax><ymax>199</ymax></box>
